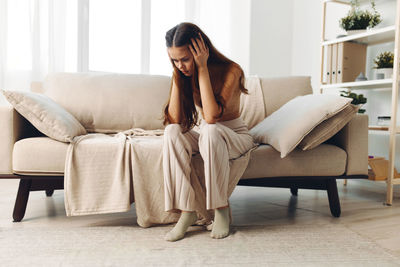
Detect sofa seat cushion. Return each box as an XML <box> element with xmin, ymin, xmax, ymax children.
<box><xmin>12</xmin><ymin>137</ymin><xmax>347</xmax><ymax>178</ymax></box>
<box><xmin>13</xmin><ymin>137</ymin><xmax>68</xmax><ymax>176</ymax></box>
<box><xmin>242</xmin><ymin>143</ymin><xmax>347</xmax><ymax>179</ymax></box>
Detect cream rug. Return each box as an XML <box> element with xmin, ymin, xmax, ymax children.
<box><xmin>1</xmin><ymin>223</ymin><xmax>399</xmax><ymax>266</ymax></box>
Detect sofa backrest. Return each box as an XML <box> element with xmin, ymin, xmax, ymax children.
<box><xmin>37</xmin><ymin>73</ymin><xmax>313</xmax><ymax>132</ymax></box>
<box><xmin>259</xmin><ymin>76</ymin><xmax>313</xmax><ymax>117</ymax></box>
<box><xmin>42</xmin><ymin>72</ymin><xmax>171</xmax><ymax>132</ymax></box>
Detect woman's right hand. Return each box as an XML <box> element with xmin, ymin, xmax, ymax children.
<box><xmin>189</xmin><ymin>33</ymin><xmax>209</xmax><ymax>70</ymax></box>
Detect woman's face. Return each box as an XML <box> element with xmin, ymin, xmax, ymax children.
<box><xmin>167</xmin><ymin>46</ymin><xmax>194</xmax><ymax>77</ymax></box>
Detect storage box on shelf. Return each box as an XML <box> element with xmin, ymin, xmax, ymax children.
<box><xmin>325</xmin><ymin>42</ymin><xmax>367</xmax><ymax>84</ymax></box>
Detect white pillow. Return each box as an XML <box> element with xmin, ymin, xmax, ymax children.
<box><xmin>1</xmin><ymin>89</ymin><xmax>87</xmax><ymax>143</ymax></box>
<box><xmin>249</xmin><ymin>94</ymin><xmax>352</xmax><ymax>158</ymax></box>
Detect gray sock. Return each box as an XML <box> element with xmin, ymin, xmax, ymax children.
<box><xmin>165</xmin><ymin>211</ymin><xmax>197</xmax><ymax>242</ymax></box>
<box><xmin>210</xmin><ymin>207</ymin><xmax>230</xmax><ymax>239</ymax></box>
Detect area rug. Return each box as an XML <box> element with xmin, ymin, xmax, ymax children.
<box><xmin>0</xmin><ymin>223</ymin><xmax>398</xmax><ymax>266</ymax></box>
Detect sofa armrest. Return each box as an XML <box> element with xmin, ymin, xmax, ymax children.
<box><xmin>0</xmin><ymin>104</ymin><xmax>43</xmax><ymax>174</ymax></box>
<box><xmin>329</xmin><ymin>114</ymin><xmax>368</xmax><ymax>176</ymax></box>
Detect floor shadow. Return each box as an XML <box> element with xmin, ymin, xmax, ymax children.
<box><xmin>45</xmin><ymin>196</ymin><xmax>57</xmax><ymax>217</ymax></box>
<box><xmin>87</xmin><ymin>217</ymin><xmax>138</xmax><ymax>227</ymax></box>
<box><xmin>287</xmin><ymin>195</ymin><xmax>298</xmax><ymax>219</ymax></box>
<box><xmin>184</xmin><ymin>225</ymin><xmax>208</xmax><ymax>238</ymax></box>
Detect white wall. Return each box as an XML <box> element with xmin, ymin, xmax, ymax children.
<box><xmin>291</xmin><ymin>0</ymin><xmax>321</xmax><ymax>91</ymax></box>
<box><xmin>230</xmin><ymin>0</ymin><xmax>251</xmax><ymax>75</ymax></box>
<box><xmin>249</xmin><ymin>0</ymin><xmax>294</xmax><ymax>78</ymax></box>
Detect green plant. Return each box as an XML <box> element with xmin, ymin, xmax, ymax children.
<box><xmin>339</xmin><ymin>0</ymin><xmax>381</xmax><ymax>31</ymax></box>
<box><xmin>373</xmin><ymin>51</ymin><xmax>394</xmax><ymax>69</ymax></box>
<box><xmin>340</xmin><ymin>90</ymin><xmax>367</xmax><ymax>113</ymax></box>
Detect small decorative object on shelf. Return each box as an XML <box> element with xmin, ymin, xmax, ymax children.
<box><xmin>339</xmin><ymin>0</ymin><xmax>382</xmax><ymax>34</ymax></box>
<box><xmin>355</xmin><ymin>72</ymin><xmax>368</xmax><ymax>81</ymax></box>
<box><xmin>373</xmin><ymin>51</ymin><xmax>394</xmax><ymax>79</ymax></box>
<box><xmin>377</xmin><ymin>116</ymin><xmax>391</xmax><ymax>126</ymax></box>
<box><xmin>340</xmin><ymin>90</ymin><xmax>367</xmax><ymax>113</ymax></box>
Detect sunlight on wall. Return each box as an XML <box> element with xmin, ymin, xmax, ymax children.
<box><xmin>149</xmin><ymin>0</ymin><xmax>185</xmax><ymax>76</ymax></box>
<box><xmin>7</xmin><ymin>0</ymin><xmax>31</xmax><ymax>71</ymax></box>
<box><xmin>89</xmin><ymin>0</ymin><xmax>142</xmax><ymax>73</ymax></box>
<box><xmin>1</xmin><ymin>0</ymin><xmax>250</xmax><ymax>90</ymax></box>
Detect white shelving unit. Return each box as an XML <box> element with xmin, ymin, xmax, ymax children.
<box><xmin>321</xmin><ymin>78</ymin><xmax>393</xmax><ymax>89</ymax></box>
<box><xmin>320</xmin><ymin>0</ymin><xmax>400</xmax><ymax>205</ymax></box>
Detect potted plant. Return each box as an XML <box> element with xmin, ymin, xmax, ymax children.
<box><xmin>373</xmin><ymin>51</ymin><xmax>394</xmax><ymax>79</ymax></box>
<box><xmin>340</xmin><ymin>90</ymin><xmax>367</xmax><ymax>113</ymax></box>
<box><xmin>339</xmin><ymin>0</ymin><xmax>381</xmax><ymax>35</ymax></box>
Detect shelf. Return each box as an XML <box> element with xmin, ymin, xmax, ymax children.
<box><xmin>322</xmin><ymin>0</ymin><xmax>400</xmax><ymax>205</ymax></box>
<box><xmin>369</xmin><ymin>125</ymin><xmax>389</xmax><ymax>131</ymax></box>
<box><xmin>369</xmin><ymin>126</ymin><xmax>400</xmax><ymax>134</ymax></box>
<box><xmin>321</xmin><ymin>79</ymin><xmax>393</xmax><ymax>89</ymax></box>
<box><xmin>324</xmin><ymin>0</ymin><xmax>389</xmax><ymax>4</ymax></box>
<box><xmin>322</xmin><ymin>25</ymin><xmax>395</xmax><ymax>46</ymax></box>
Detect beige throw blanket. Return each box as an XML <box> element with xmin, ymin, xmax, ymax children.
<box><xmin>64</xmin><ymin>133</ymin><xmax>133</xmax><ymax>216</ymax></box>
<box><xmin>64</xmin><ymin>76</ymin><xmax>265</xmax><ymax>227</ymax></box>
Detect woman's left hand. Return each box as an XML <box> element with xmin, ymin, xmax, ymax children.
<box><xmin>189</xmin><ymin>33</ymin><xmax>209</xmax><ymax>69</ymax></box>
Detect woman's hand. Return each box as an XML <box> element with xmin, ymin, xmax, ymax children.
<box><xmin>189</xmin><ymin>33</ymin><xmax>209</xmax><ymax>70</ymax></box>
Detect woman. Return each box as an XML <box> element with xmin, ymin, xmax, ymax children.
<box><xmin>163</xmin><ymin>22</ymin><xmax>255</xmax><ymax>241</ymax></box>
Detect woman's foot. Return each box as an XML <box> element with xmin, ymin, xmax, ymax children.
<box><xmin>210</xmin><ymin>207</ymin><xmax>230</xmax><ymax>239</ymax></box>
<box><xmin>165</xmin><ymin>211</ymin><xmax>198</xmax><ymax>242</ymax></box>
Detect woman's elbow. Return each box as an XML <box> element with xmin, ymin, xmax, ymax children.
<box><xmin>203</xmin><ymin>115</ymin><xmax>218</xmax><ymax>124</ymax></box>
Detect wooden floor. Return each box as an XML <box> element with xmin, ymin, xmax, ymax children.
<box><xmin>1</xmin><ymin>178</ymin><xmax>400</xmax><ymax>259</ymax></box>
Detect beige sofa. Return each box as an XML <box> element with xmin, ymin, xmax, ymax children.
<box><xmin>0</xmin><ymin>73</ymin><xmax>368</xmax><ymax>222</ymax></box>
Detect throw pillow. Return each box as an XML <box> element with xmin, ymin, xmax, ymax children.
<box><xmin>298</xmin><ymin>104</ymin><xmax>360</xmax><ymax>150</ymax></box>
<box><xmin>249</xmin><ymin>94</ymin><xmax>352</xmax><ymax>158</ymax></box>
<box><xmin>1</xmin><ymin>89</ymin><xmax>87</xmax><ymax>143</ymax></box>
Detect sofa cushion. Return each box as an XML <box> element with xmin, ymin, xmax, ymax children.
<box><xmin>260</xmin><ymin>76</ymin><xmax>313</xmax><ymax>117</ymax></box>
<box><xmin>1</xmin><ymin>90</ymin><xmax>87</xmax><ymax>142</ymax></box>
<box><xmin>13</xmin><ymin>137</ymin><xmax>346</xmax><ymax>178</ymax></box>
<box><xmin>242</xmin><ymin>143</ymin><xmax>347</xmax><ymax>178</ymax></box>
<box><xmin>13</xmin><ymin>137</ymin><xmax>68</xmax><ymax>175</ymax></box>
<box><xmin>298</xmin><ymin>104</ymin><xmax>360</xmax><ymax>150</ymax></box>
<box><xmin>42</xmin><ymin>72</ymin><xmax>171</xmax><ymax>133</ymax></box>
<box><xmin>249</xmin><ymin>94</ymin><xmax>352</xmax><ymax>158</ymax></box>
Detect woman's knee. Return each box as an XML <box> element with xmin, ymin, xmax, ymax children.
<box><xmin>199</xmin><ymin>123</ymin><xmax>222</xmax><ymax>143</ymax></box>
<box><xmin>164</xmin><ymin>124</ymin><xmax>183</xmax><ymax>139</ymax></box>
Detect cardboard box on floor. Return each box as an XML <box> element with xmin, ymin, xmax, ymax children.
<box><xmin>368</xmin><ymin>156</ymin><xmax>400</xmax><ymax>181</ymax></box>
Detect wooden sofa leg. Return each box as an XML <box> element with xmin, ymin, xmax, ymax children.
<box><xmin>45</xmin><ymin>190</ymin><xmax>54</xmax><ymax>197</ymax></box>
<box><xmin>13</xmin><ymin>179</ymin><xmax>32</xmax><ymax>222</ymax></box>
<box><xmin>290</xmin><ymin>187</ymin><xmax>298</xmax><ymax>196</ymax></box>
<box><xmin>326</xmin><ymin>178</ymin><xmax>341</xmax><ymax>218</ymax></box>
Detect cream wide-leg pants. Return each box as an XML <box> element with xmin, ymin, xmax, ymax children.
<box><xmin>163</xmin><ymin>117</ymin><xmax>255</xmax><ymax>212</ymax></box>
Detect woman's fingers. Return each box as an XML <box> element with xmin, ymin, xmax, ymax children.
<box><xmin>191</xmin><ymin>38</ymin><xmax>200</xmax><ymax>54</ymax></box>
<box><xmin>194</xmin><ymin>37</ymin><xmax>203</xmax><ymax>52</ymax></box>
<box><xmin>189</xmin><ymin>34</ymin><xmax>208</xmax><ymax>67</ymax></box>
<box><xmin>198</xmin><ymin>33</ymin><xmax>207</xmax><ymax>51</ymax></box>
<box><xmin>188</xmin><ymin>43</ymin><xmax>196</xmax><ymax>56</ymax></box>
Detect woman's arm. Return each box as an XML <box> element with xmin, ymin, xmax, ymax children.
<box><xmin>197</xmin><ymin>66</ymin><xmax>240</xmax><ymax>123</ymax></box>
<box><xmin>197</xmin><ymin>66</ymin><xmax>220</xmax><ymax>124</ymax></box>
<box><xmin>167</xmin><ymin>80</ymin><xmax>181</xmax><ymax>124</ymax></box>
<box><xmin>189</xmin><ymin>34</ymin><xmax>218</xmax><ymax>123</ymax></box>
<box><xmin>190</xmin><ymin>34</ymin><xmax>241</xmax><ymax>124</ymax></box>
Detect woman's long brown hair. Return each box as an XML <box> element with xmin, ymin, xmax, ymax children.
<box><xmin>163</xmin><ymin>22</ymin><xmax>247</xmax><ymax>132</ymax></box>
